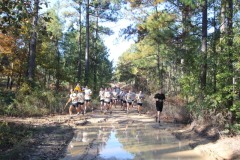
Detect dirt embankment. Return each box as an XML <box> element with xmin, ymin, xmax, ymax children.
<box><xmin>172</xmin><ymin>121</ymin><xmax>240</xmax><ymax>160</ymax></box>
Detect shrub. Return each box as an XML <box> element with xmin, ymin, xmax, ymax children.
<box><xmin>3</xmin><ymin>89</ymin><xmax>66</xmax><ymax>117</ymax></box>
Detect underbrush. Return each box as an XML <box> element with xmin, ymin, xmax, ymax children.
<box><xmin>0</xmin><ymin>90</ymin><xmax>15</xmax><ymax>115</ymax></box>
<box><xmin>0</xmin><ymin>86</ymin><xmax>67</xmax><ymax>117</ymax></box>
<box><xmin>0</xmin><ymin>122</ymin><xmax>34</xmax><ymax>154</ymax></box>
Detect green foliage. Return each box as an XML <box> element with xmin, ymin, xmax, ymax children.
<box><xmin>179</xmin><ymin>74</ymin><xmax>198</xmax><ymax>100</ymax></box>
<box><xmin>0</xmin><ymin>90</ymin><xmax>15</xmax><ymax>105</ymax></box>
<box><xmin>228</xmin><ymin>124</ymin><xmax>240</xmax><ymax>135</ymax></box>
<box><xmin>0</xmin><ymin>0</ymin><xmax>31</xmax><ymax>33</ymax></box>
<box><xmin>0</xmin><ymin>122</ymin><xmax>34</xmax><ymax>153</ymax></box>
<box><xmin>0</xmin><ymin>90</ymin><xmax>15</xmax><ymax>115</ymax></box>
<box><xmin>115</xmin><ymin>0</ymin><xmax>240</xmax><ymax>131</ymax></box>
<box><xmin>2</xmin><ymin>89</ymin><xmax>65</xmax><ymax>117</ymax></box>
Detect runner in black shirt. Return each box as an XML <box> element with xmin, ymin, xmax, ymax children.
<box><xmin>154</xmin><ymin>89</ymin><xmax>165</xmax><ymax>124</ymax></box>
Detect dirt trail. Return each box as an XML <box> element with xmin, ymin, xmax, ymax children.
<box><xmin>1</xmin><ymin>106</ymin><xmax>240</xmax><ymax>160</ymax></box>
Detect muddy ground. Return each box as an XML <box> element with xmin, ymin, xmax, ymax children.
<box><xmin>0</xmin><ymin>107</ymin><xmax>240</xmax><ymax>160</ymax></box>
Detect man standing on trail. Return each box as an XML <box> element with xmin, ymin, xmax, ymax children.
<box><xmin>154</xmin><ymin>89</ymin><xmax>165</xmax><ymax>124</ymax></box>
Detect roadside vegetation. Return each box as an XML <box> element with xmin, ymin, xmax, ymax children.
<box><xmin>0</xmin><ymin>122</ymin><xmax>40</xmax><ymax>159</ymax></box>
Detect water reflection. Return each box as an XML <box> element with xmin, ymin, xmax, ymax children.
<box><xmin>62</xmin><ymin>123</ymin><xmax>205</xmax><ymax>160</ymax></box>
<box><xmin>99</xmin><ymin>131</ymin><xmax>134</xmax><ymax>159</ymax></box>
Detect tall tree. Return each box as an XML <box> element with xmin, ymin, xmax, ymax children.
<box><xmin>27</xmin><ymin>0</ymin><xmax>39</xmax><ymax>85</ymax></box>
<box><xmin>200</xmin><ymin>0</ymin><xmax>208</xmax><ymax>92</ymax></box>
<box><xmin>226</xmin><ymin>0</ymin><xmax>234</xmax><ymax>123</ymax></box>
<box><xmin>85</xmin><ymin>0</ymin><xmax>90</xmax><ymax>86</ymax></box>
<box><xmin>77</xmin><ymin>0</ymin><xmax>83</xmax><ymax>83</ymax></box>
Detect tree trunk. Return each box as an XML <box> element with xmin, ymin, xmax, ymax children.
<box><xmin>77</xmin><ymin>1</ymin><xmax>82</xmax><ymax>83</ymax></box>
<box><xmin>55</xmin><ymin>38</ymin><xmax>60</xmax><ymax>92</ymax></box>
<box><xmin>157</xmin><ymin>43</ymin><xmax>161</xmax><ymax>87</ymax></box>
<box><xmin>84</xmin><ymin>0</ymin><xmax>90</xmax><ymax>86</ymax></box>
<box><xmin>182</xmin><ymin>4</ymin><xmax>191</xmax><ymax>37</ymax></box>
<box><xmin>200</xmin><ymin>0</ymin><xmax>207</xmax><ymax>92</ymax></box>
<box><xmin>226</xmin><ymin>0</ymin><xmax>234</xmax><ymax>124</ymax></box>
<box><xmin>44</xmin><ymin>68</ymin><xmax>47</xmax><ymax>88</ymax></box>
<box><xmin>93</xmin><ymin>9</ymin><xmax>99</xmax><ymax>93</ymax></box>
<box><xmin>212</xmin><ymin>0</ymin><xmax>217</xmax><ymax>93</ymax></box>
<box><xmin>220</xmin><ymin>0</ymin><xmax>226</xmax><ymax>34</ymax></box>
<box><xmin>27</xmin><ymin>0</ymin><xmax>39</xmax><ymax>84</ymax></box>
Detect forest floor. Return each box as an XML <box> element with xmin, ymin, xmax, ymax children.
<box><xmin>0</xmin><ymin>107</ymin><xmax>240</xmax><ymax>160</ymax></box>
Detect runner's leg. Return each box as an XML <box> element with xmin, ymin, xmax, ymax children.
<box><xmin>69</xmin><ymin>105</ymin><xmax>74</xmax><ymax>115</ymax></box>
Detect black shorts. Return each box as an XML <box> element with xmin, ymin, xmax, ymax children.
<box><xmin>137</xmin><ymin>103</ymin><xmax>143</xmax><ymax>106</ymax></box>
<box><xmin>78</xmin><ymin>102</ymin><xmax>84</xmax><ymax>105</ymax></box>
<box><xmin>156</xmin><ymin>101</ymin><xmax>163</xmax><ymax>112</ymax></box>
<box><xmin>85</xmin><ymin>99</ymin><xmax>91</xmax><ymax>102</ymax></box>
<box><xmin>127</xmin><ymin>102</ymin><xmax>132</xmax><ymax>105</ymax></box>
<box><xmin>100</xmin><ymin>100</ymin><xmax>104</xmax><ymax>103</ymax></box>
<box><xmin>71</xmin><ymin>102</ymin><xmax>78</xmax><ymax>107</ymax></box>
<box><xmin>104</xmin><ymin>101</ymin><xmax>110</xmax><ymax>104</ymax></box>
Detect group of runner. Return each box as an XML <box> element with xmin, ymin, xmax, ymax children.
<box><xmin>64</xmin><ymin>83</ymin><xmax>93</xmax><ymax>115</ymax></box>
<box><xmin>99</xmin><ymin>87</ymin><xmax>145</xmax><ymax>115</ymax></box>
<box><xmin>65</xmin><ymin>84</ymin><xmax>145</xmax><ymax>116</ymax></box>
<box><xmin>65</xmin><ymin>84</ymin><xmax>166</xmax><ymax>125</ymax></box>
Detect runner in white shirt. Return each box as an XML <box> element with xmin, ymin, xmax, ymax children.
<box><xmin>125</xmin><ymin>89</ymin><xmax>136</xmax><ymax>114</ymax></box>
<box><xmin>84</xmin><ymin>86</ymin><xmax>92</xmax><ymax>113</ymax></box>
<box><xmin>99</xmin><ymin>88</ymin><xmax>105</xmax><ymax>112</ymax></box>
<box><xmin>77</xmin><ymin>90</ymin><xmax>85</xmax><ymax>115</ymax></box>
<box><xmin>136</xmin><ymin>91</ymin><xmax>145</xmax><ymax>115</ymax></box>
<box><xmin>65</xmin><ymin>89</ymin><xmax>79</xmax><ymax>115</ymax></box>
<box><xmin>104</xmin><ymin>87</ymin><xmax>112</xmax><ymax>114</ymax></box>
<box><xmin>112</xmin><ymin>87</ymin><xmax>118</xmax><ymax>108</ymax></box>
<box><xmin>116</xmin><ymin>86</ymin><xmax>121</xmax><ymax>102</ymax></box>
<box><xmin>120</xmin><ymin>89</ymin><xmax>127</xmax><ymax>110</ymax></box>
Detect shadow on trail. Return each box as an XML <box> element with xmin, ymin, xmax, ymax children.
<box><xmin>0</xmin><ymin>121</ymin><xmax>73</xmax><ymax>160</ymax></box>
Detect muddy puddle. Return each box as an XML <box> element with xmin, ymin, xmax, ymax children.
<box><xmin>61</xmin><ymin>119</ymin><xmax>205</xmax><ymax>160</ymax></box>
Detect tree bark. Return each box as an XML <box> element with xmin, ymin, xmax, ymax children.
<box><xmin>200</xmin><ymin>0</ymin><xmax>207</xmax><ymax>92</ymax></box>
<box><xmin>27</xmin><ymin>0</ymin><xmax>39</xmax><ymax>84</ymax></box>
<box><xmin>220</xmin><ymin>0</ymin><xmax>226</xmax><ymax>34</ymax></box>
<box><xmin>93</xmin><ymin>8</ymin><xmax>99</xmax><ymax>93</ymax></box>
<box><xmin>55</xmin><ymin>38</ymin><xmax>60</xmax><ymax>92</ymax></box>
<box><xmin>77</xmin><ymin>1</ymin><xmax>82</xmax><ymax>83</ymax></box>
<box><xmin>212</xmin><ymin>0</ymin><xmax>217</xmax><ymax>93</ymax></box>
<box><xmin>157</xmin><ymin>43</ymin><xmax>161</xmax><ymax>87</ymax></box>
<box><xmin>84</xmin><ymin>0</ymin><xmax>90</xmax><ymax>86</ymax></box>
<box><xmin>226</xmin><ymin>0</ymin><xmax>234</xmax><ymax>123</ymax></box>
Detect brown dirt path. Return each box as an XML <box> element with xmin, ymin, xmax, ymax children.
<box><xmin>0</xmin><ymin>106</ymin><xmax>240</xmax><ymax>160</ymax></box>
